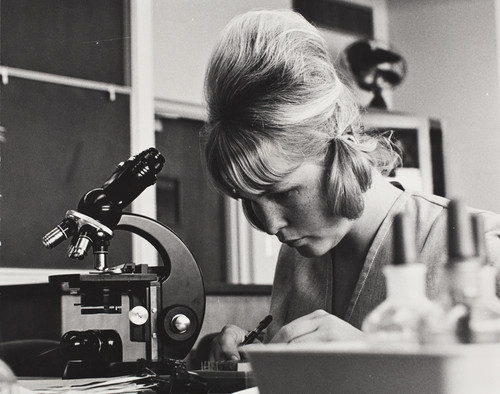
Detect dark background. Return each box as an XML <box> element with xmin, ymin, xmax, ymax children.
<box><xmin>0</xmin><ymin>0</ymin><xmax>227</xmax><ymax>283</ymax></box>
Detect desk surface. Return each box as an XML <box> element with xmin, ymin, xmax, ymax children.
<box><xmin>18</xmin><ymin>376</ymin><xmax>161</xmax><ymax>393</ymax></box>
<box><xmin>18</xmin><ymin>371</ymin><xmax>255</xmax><ymax>394</ymax></box>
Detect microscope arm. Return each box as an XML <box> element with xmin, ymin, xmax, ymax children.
<box><xmin>116</xmin><ymin>213</ymin><xmax>205</xmax><ymax>360</ymax></box>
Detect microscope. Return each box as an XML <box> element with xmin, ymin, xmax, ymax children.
<box><xmin>42</xmin><ymin>148</ymin><xmax>205</xmax><ymax>378</ymax></box>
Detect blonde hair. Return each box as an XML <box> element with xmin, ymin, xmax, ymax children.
<box><xmin>201</xmin><ymin>9</ymin><xmax>399</xmax><ymax>223</ymax></box>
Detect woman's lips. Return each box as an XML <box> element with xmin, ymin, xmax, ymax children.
<box><xmin>284</xmin><ymin>238</ymin><xmax>304</xmax><ymax>247</ymax></box>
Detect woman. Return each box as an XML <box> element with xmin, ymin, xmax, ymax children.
<box><xmin>200</xmin><ymin>9</ymin><xmax>500</xmax><ymax>361</ymax></box>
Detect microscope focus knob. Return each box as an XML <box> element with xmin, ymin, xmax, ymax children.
<box><xmin>171</xmin><ymin>313</ymin><xmax>191</xmax><ymax>333</ymax></box>
<box><xmin>129</xmin><ymin>306</ymin><xmax>149</xmax><ymax>326</ymax></box>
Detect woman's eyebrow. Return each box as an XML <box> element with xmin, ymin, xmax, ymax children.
<box><xmin>268</xmin><ymin>181</ymin><xmax>298</xmax><ymax>194</ymax></box>
<box><xmin>266</xmin><ymin>181</ymin><xmax>286</xmax><ymax>193</ymax></box>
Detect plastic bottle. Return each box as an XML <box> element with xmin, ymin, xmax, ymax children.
<box><xmin>362</xmin><ymin>211</ymin><xmax>438</xmax><ymax>349</ymax></box>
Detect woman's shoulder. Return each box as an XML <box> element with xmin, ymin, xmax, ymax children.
<box><xmin>401</xmin><ymin>188</ymin><xmax>500</xmax><ymax>264</ymax></box>
<box><xmin>391</xmin><ymin>188</ymin><xmax>449</xmax><ymax>231</ymax></box>
<box><xmin>403</xmin><ymin>189</ymin><xmax>500</xmax><ymax>230</ymax></box>
<box><xmin>401</xmin><ymin>188</ymin><xmax>449</xmax><ymax>211</ymax></box>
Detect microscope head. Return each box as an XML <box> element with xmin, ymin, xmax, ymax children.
<box><xmin>42</xmin><ymin>147</ymin><xmax>165</xmax><ymax>270</ymax></box>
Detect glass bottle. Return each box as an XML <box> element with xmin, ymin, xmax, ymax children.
<box><xmin>362</xmin><ymin>211</ymin><xmax>438</xmax><ymax>349</ymax></box>
<box><xmin>429</xmin><ymin>199</ymin><xmax>482</xmax><ymax>344</ymax></box>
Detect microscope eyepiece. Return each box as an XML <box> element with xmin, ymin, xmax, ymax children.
<box><xmin>100</xmin><ymin>147</ymin><xmax>165</xmax><ymax>210</ymax></box>
<box><xmin>75</xmin><ymin>148</ymin><xmax>165</xmax><ymax>228</ymax></box>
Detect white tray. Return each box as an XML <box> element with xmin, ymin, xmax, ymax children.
<box><xmin>243</xmin><ymin>342</ymin><xmax>500</xmax><ymax>394</ymax></box>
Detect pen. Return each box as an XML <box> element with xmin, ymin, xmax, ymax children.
<box><xmin>242</xmin><ymin>314</ymin><xmax>273</xmax><ymax>345</ymax></box>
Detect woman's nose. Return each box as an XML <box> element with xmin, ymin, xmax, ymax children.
<box><xmin>252</xmin><ymin>199</ymin><xmax>287</xmax><ymax>235</ymax></box>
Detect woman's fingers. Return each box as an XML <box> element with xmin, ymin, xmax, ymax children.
<box><xmin>271</xmin><ymin>309</ymin><xmax>364</xmax><ymax>343</ymax></box>
<box><xmin>208</xmin><ymin>324</ymin><xmax>248</xmax><ymax>361</ymax></box>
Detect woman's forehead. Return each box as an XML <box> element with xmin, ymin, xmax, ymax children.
<box><xmin>236</xmin><ymin>160</ymin><xmax>324</xmax><ymax>198</ymax></box>
<box><xmin>274</xmin><ymin>161</ymin><xmax>324</xmax><ymax>188</ymax></box>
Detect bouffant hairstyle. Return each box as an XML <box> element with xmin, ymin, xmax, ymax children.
<box><xmin>201</xmin><ymin>9</ymin><xmax>398</xmax><ymax>228</ymax></box>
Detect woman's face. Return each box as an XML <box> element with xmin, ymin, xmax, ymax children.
<box><xmin>243</xmin><ymin>161</ymin><xmax>353</xmax><ymax>257</ymax></box>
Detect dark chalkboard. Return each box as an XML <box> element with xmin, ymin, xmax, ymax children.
<box><xmin>0</xmin><ymin>0</ymin><xmax>127</xmax><ymax>85</ymax></box>
<box><xmin>0</xmin><ymin>78</ymin><xmax>131</xmax><ymax>269</ymax></box>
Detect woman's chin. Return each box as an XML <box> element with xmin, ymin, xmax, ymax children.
<box><xmin>294</xmin><ymin>243</ymin><xmax>330</xmax><ymax>258</ymax></box>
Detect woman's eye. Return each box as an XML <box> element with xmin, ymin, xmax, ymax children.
<box><xmin>273</xmin><ymin>189</ymin><xmax>297</xmax><ymax>202</ymax></box>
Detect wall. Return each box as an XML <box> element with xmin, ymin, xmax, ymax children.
<box><xmin>387</xmin><ymin>0</ymin><xmax>500</xmax><ymax>212</ymax></box>
<box><xmin>155</xmin><ymin>117</ymin><xmax>227</xmax><ymax>283</ymax></box>
<box><xmin>152</xmin><ymin>0</ymin><xmax>389</xmax><ymax>106</ymax></box>
<box><xmin>152</xmin><ymin>0</ymin><xmax>291</xmax><ymax>106</ymax></box>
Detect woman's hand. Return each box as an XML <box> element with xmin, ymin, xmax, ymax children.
<box><xmin>270</xmin><ymin>309</ymin><xmax>364</xmax><ymax>343</ymax></box>
<box><xmin>209</xmin><ymin>324</ymin><xmax>250</xmax><ymax>361</ymax></box>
